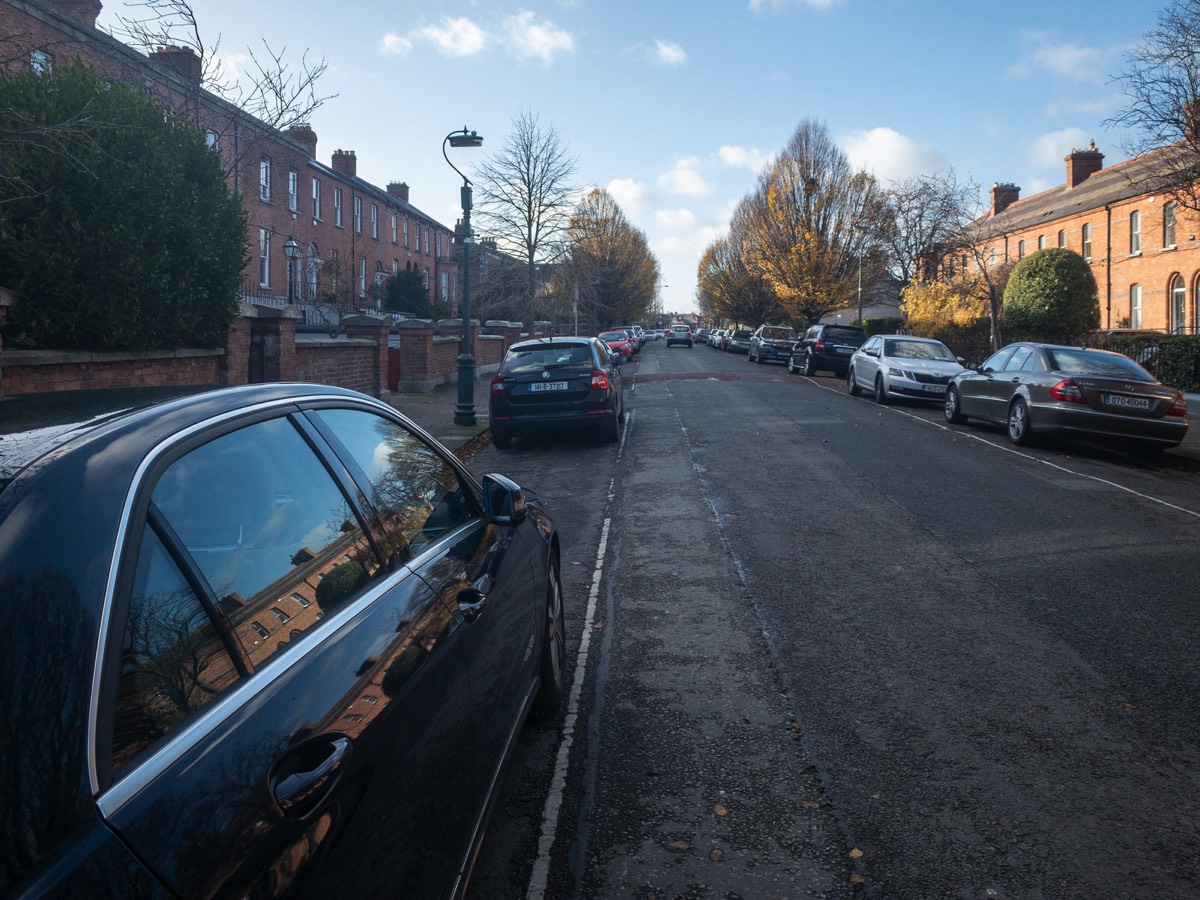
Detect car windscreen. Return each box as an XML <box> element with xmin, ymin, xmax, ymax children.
<box><xmin>1045</xmin><ymin>348</ymin><xmax>1153</xmax><ymax>380</ymax></box>
<box><xmin>731</xmin><ymin>330</ymin><xmax>751</xmax><ymax>338</ymax></box>
<box><xmin>884</xmin><ymin>339</ymin><xmax>954</xmax><ymax>361</ymax></box>
<box><xmin>502</xmin><ymin>344</ymin><xmax>592</xmax><ymax>374</ymax></box>
<box><xmin>761</xmin><ymin>328</ymin><xmax>795</xmax><ymax>340</ymax></box>
<box><xmin>823</xmin><ymin>327</ymin><xmax>866</xmax><ymax>343</ymax></box>
<box><xmin>598</xmin><ymin>332</ymin><xmax>627</xmax><ymax>341</ymax></box>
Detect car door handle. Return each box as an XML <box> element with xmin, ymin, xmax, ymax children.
<box><xmin>457</xmin><ymin>585</ymin><xmax>489</xmax><ymax>622</ymax></box>
<box><xmin>270</xmin><ymin>735</ymin><xmax>352</xmax><ymax>818</ymax></box>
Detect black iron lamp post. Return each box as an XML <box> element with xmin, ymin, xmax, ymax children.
<box><xmin>443</xmin><ymin>127</ymin><xmax>484</xmax><ymax>426</ymax></box>
<box><xmin>283</xmin><ymin>235</ymin><xmax>300</xmax><ymax>302</ymax></box>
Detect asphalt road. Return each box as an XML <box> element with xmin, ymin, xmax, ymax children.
<box><xmin>465</xmin><ymin>339</ymin><xmax>1200</xmax><ymax>899</ymax></box>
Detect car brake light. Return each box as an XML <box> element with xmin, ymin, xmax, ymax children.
<box><xmin>591</xmin><ymin>369</ymin><xmax>610</xmax><ymax>391</ymax></box>
<box><xmin>1169</xmin><ymin>392</ymin><xmax>1188</xmax><ymax>416</ymax></box>
<box><xmin>1049</xmin><ymin>379</ymin><xmax>1086</xmax><ymax>403</ymax></box>
<box><xmin>813</xmin><ymin>339</ymin><xmax>826</xmax><ymax>352</ymax></box>
<box><xmin>490</xmin><ymin>374</ymin><xmax>505</xmax><ymax>395</ymax></box>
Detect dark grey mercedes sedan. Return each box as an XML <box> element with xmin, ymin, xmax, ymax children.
<box><xmin>944</xmin><ymin>342</ymin><xmax>1189</xmax><ymax>456</ymax></box>
<box><xmin>0</xmin><ymin>383</ymin><xmax>564</xmax><ymax>899</ymax></box>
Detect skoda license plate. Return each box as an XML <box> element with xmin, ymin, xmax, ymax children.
<box><xmin>530</xmin><ymin>382</ymin><xmax>568</xmax><ymax>392</ymax></box>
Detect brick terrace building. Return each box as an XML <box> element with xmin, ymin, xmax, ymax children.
<box><xmin>0</xmin><ymin>0</ymin><xmax>460</xmax><ymax>318</ymax></box>
<box><xmin>961</xmin><ymin>140</ymin><xmax>1200</xmax><ymax>334</ymax></box>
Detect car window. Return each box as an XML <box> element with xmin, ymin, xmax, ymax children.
<box><xmin>1007</xmin><ymin>345</ymin><xmax>1035</xmax><ymax>372</ymax></box>
<box><xmin>823</xmin><ymin>327</ymin><xmax>866</xmax><ymax>343</ymax></box>
<box><xmin>502</xmin><ymin>344</ymin><xmax>591</xmax><ymax>373</ymax></box>
<box><xmin>311</xmin><ymin>408</ymin><xmax>480</xmax><ymax>563</ymax></box>
<box><xmin>1045</xmin><ymin>348</ymin><xmax>1153</xmax><ymax>380</ymax></box>
<box><xmin>981</xmin><ymin>347</ymin><xmax>1016</xmax><ymax>372</ymax></box>
<box><xmin>884</xmin><ymin>339</ymin><xmax>954</xmax><ymax>360</ymax></box>
<box><xmin>761</xmin><ymin>327</ymin><xmax>795</xmax><ymax>340</ymax></box>
<box><xmin>116</xmin><ymin>416</ymin><xmax>380</xmax><ymax>772</ymax></box>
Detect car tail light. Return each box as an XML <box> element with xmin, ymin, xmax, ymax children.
<box><xmin>1049</xmin><ymin>379</ymin><xmax>1086</xmax><ymax>404</ymax></box>
<box><xmin>813</xmin><ymin>339</ymin><xmax>826</xmax><ymax>352</ymax></box>
<box><xmin>1169</xmin><ymin>392</ymin><xmax>1188</xmax><ymax>417</ymax></box>
<box><xmin>591</xmin><ymin>369</ymin><xmax>611</xmax><ymax>391</ymax></box>
<box><xmin>490</xmin><ymin>374</ymin><xmax>505</xmax><ymax>396</ymax></box>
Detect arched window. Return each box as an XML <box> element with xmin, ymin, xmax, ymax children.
<box><xmin>1171</xmin><ymin>274</ymin><xmax>1186</xmax><ymax>333</ymax></box>
<box><xmin>1018</xmin><ymin>239</ymin><xmax>1025</xmax><ymax>259</ymax></box>
<box><xmin>1038</xmin><ymin>234</ymin><xmax>1046</xmax><ymax>250</ymax></box>
<box><xmin>1057</xmin><ymin>229</ymin><xmax>1066</xmax><ymax>248</ymax></box>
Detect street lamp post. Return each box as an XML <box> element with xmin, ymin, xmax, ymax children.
<box><xmin>443</xmin><ymin>127</ymin><xmax>484</xmax><ymax>426</ymax></box>
<box><xmin>857</xmin><ymin>255</ymin><xmax>863</xmax><ymax>327</ymax></box>
<box><xmin>283</xmin><ymin>235</ymin><xmax>300</xmax><ymax>302</ymax></box>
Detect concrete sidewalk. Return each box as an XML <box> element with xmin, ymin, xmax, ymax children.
<box><xmin>386</xmin><ymin>376</ymin><xmax>492</xmax><ymax>454</ymax></box>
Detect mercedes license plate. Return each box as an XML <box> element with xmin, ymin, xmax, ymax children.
<box><xmin>529</xmin><ymin>381</ymin><xmax>568</xmax><ymax>392</ymax></box>
<box><xmin>1104</xmin><ymin>393</ymin><xmax>1151</xmax><ymax>410</ymax></box>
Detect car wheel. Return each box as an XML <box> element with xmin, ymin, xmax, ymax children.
<box><xmin>754</xmin><ymin>348</ymin><xmax>764</xmax><ymax>363</ymax></box>
<box><xmin>601</xmin><ymin>409</ymin><xmax>621</xmax><ymax>443</ymax></box>
<box><xmin>944</xmin><ymin>386</ymin><xmax>967</xmax><ymax>424</ymax></box>
<box><xmin>803</xmin><ymin>352</ymin><xmax>815</xmax><ymax>376</ymax></box>
<box><xmin>534</xmin><ymin>555</ymin><xmax>566</xmax><ymax>716</ymax></box>
<box><xmin>1008</xmin><ymin>398</ymin><xmax>1033</xmax><ymax>445</ymax></box>
<box><xmin>874</xmin><ymin>373</ymin><xmax>889</xmax><ymax>404</ymax></box>
<box><xmin>847</xmin><ymin>367</ymin><xmax>861</xmax><ymax>396</ymax></box>
<box><xmin>787</xmin><ymin>357</ymin><xmax>798</xmax><ymax>375</ymax></box>
<box><xmin>491</xmin><ymin>427</ymin><xmax>512</xmax><ymax>450</ymax></box>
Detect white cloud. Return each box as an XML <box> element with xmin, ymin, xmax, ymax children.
<box><xmin>1009</xmin><ymin>31</ymin><xmax>1118</xmax><ymax>84</ymax></box>
<box><xmin>379</xmin><ymin>32</ymin><xmax>412</xmax><ymax>55</ymax></box>
<box><xmin>841</xmin><ymin>127</ymin><xmax>947</xmax><ymax>184</ymax></box>
<box><xmin>657</xmin><ymin>157</ymin><xmax>714</xmax><ymax>197</ymax></box>
<box><xmin>653</xmin><ymin>39</ymin><xmax>687</xmax><ymax>66</ymax></box>
<box><xmin>657</xmin><ymin>208</ymin><xmax>697</xmax><ymax>229</ymax></box>
<box><xmin>502</xmin><ymin>10</ymin><xmax>575</xmax><ymax>63</ymax></box>
<box><xmin>1029</xmin><ymin>127</ymin><xmax>1091</xmax><ymax>169</ymax></box>
<box><xmin>606</xmin><ymin>178</ymin><xmax>650</xmax><ymax>214</ymax></box>
<box><xmin>718</xmin><ymin>144</ymin><xmax>772</xmax><ymax>172</ymax></box>
<box><xmin>414</xmin><ymin>17</ymin><xmax>488</xmax><ymax>57</ymax></box>
<box><xmin>749</xmin><ymin>0</ymin><xmax>842</xmax><ymax>12</ymax></box>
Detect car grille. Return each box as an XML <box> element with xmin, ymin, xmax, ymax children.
<box><xmin>913</xmin><ymin>372</ymin><xmax>951</xmax><ymax>385</ymax></box>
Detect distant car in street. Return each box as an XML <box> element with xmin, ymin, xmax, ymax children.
<box><xmin>666</xmin><ymin>324</ymin><xmax>694</xmax><ymax>347</ymax></box>
<box><xmin>613</xmin><ymin>326</ymin><xmax>642</xmax><ymax>353</ymax></box>
<box><xmin>0</xmin><ymin>382</ymin><xmax>564</xmax><ymax>899</ymax></box>
<box><xmin>598</xmin><ymin>329</ymin><xmax>634</xmax><ymax>363</ymax></box>
<box><xmin>724</xmin><ymin>328</ymin><xmax>753</xmax><ymax>353</ymax></box>
<box><xmin>847</xmin><ymin>334</ymin><xmax>965</xmax><ymax>404</ymax></box>
<box><xmin>489</xmin><ymin>336</ymin><xmax>625</xmax><ymax>448</ymax></box>
<box><xmin>789</xmin><ymin>323</ymin><xmax>868</xmax><ymax>377</ymax></box>
<box><xmin>944</xmin><ymin>342</ymin><xmax>1188</xmax><ymax>456</ymax></box>
<box><xmin>748</xmin><ymin>324</ymin><xmax>798</xmax><ymax>365</ymax></box>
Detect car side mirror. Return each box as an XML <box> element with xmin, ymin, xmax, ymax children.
<box><xmin>482</xmin><ymin>473</ymin><xmax>528</xmax><ymax>526</ymax></box>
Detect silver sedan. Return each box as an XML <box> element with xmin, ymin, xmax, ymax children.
<box><xmin>847</xmin><ymin>335</ymin><xmax>965</xmax><ymax>404</ymax></box>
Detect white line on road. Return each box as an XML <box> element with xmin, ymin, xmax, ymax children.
<box><xmin>525</xmin><ymin>410</ymin><xmax>630</xmax><ymax>899</ymax></box>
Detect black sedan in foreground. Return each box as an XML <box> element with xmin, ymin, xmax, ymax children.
<box><xmin>0</xmin><ymin>383</ymin><xmax>564</xmax><ymax>898</ymax></box>
<box><xmin>944</xmin><ymin>342</ymin><xmax>1189</xmax><ymax>456</ymax></box>
<box><xmin>489</xmin><ymin>336</ymin><xmax>624</xmax><ymax>448</ymax></box>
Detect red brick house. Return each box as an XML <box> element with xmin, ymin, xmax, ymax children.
<box><xmin>0</xmin><ymin>0</ymin><xmax>460</xmax><ymax>319</ymax></box>
<box><xmin>962</xmin><ymin>141</ymin><xmax>1200</xmax><ymax>334</ymax></box>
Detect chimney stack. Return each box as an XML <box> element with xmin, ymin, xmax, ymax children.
<box><xmin>990</xmin><ymin>182</ymin><xmax>1020</xmax><ymax>216</ymax></box>
<box><xmin>287</xmin><ymin>124</ymin><xmax>318</xmax><ymax>159</ymax></box>
<box><xmin>54</xmin><ymin>0</ymin><xmax>102</xmax><ymax>27</ymax></box>
<box><xmin>331</xmin><ymin>149</ymin><xmax>357</xmax><ymax>178</ymax></box>
<box><xmin>387</xmin><ymin>182</ymin><xmax>410</xmax><ymax>203</ymax></box>
<box><xmin>1065</xmin><ymin>141</ymin><xmax>1104</xmax><ymax>188</ymax></box>
<box><xmin>152</xmin><ymin>45</ymin><xmax>202</xmax><ymax>86</ymax></box>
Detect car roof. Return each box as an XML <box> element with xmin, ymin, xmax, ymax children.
<box><xmin>507</xmin><ymin>337</ymin><xmax>594</xmax><ymax>352</ymax></box>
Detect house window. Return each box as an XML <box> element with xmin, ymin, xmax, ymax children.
<box><xmin>1164</xmin><ymin>202</ymin><xmax>1177</xmax><ymax>247</ymax></box>
<box><xmin>1130</xmin><ymin>283</ymin><xmax>1142</xmax><ymax>329</ymax></box>
<box><xmin>359</xmin><ymin>257</ymin><xmax>366</xmax><ymax>296</ymax></box>
<box><xmin>354</xmin><ymin>196</ymin><xmax>362</xmax><ymax>233</ymax></box>
<box><xmin>424</xmin><ymin>229</ymin><xmax>430</xmax><ymax>255</ymax></box>
<box><xmin>1172</xmin><ymin>274</ymin><xmax>1186</xmax><ymax>333</ymax></box>
<box><xmin>371</xmin><ymin>204</ymin><xmax>378</xmax><ymax>239</ymax></box>
<box><xmin>259</xmin><ymin>228</ymin><xmax>270</xmax><ymax>287</ymax></box>
<box><xmin>989</xmin><ymin>247</ymin><xmax>996</xmax><ymax>268</ymax></box>
<box><xmin>288</xmin><ymin>170</ymin><xmax>298</xmax><ymax>212</ymax></box>
<box><xmin>205</xmin><ymin>130</ymin><xmax>218</xmax><ymax>150</ymax></box>
<box><xmin>1082</xmin><ymin>224</ymin><xmax>1091</xmax><ymax>260</ymax></box>
<box><xmin>306</xmin><ymin>244</ymin><xmax>319</xmax><ymax>299</ymax></box>
<box><xmin>334</xmin><ymin>188</ymin><xmax>343</xmax><ymax>227</ymax></box>
<box><xmin>403</xmin><ymin>220</ymin><xmax>409</xmax><ymax>248</ymax></box>
<box><xmin>259</xmin><ymin>156</ymin><xmax>271</xmax><ymax>202</ymax></box>
<box><xmin>391</xmin><ymin>214</ymin><xmax>397</xmax><ymax>243</ymax></box>
<box><xmin>1130</xmin><ymin>210</ymin><xmax>1141</xmax><ymax>253</ymax></box>
<box><xmin>1057</xmin><ymin>229</ymin><xmax>1066</xmax><ymax>248</ymax></box>
<box><xmin>271</xmin><ymin>608</ymin><xmax>292</xmax><ymax>625</ymax></box>
<box><xmin>440</xmin><ymin>271</ymin><xmax>449</xmax><ymax>300</ymax></box>
<box><xmin>30</xmin><ymin>49</ymin><xmax>51</xmax><ymax>73</ymax></box>
<box><xmin>1037</xmin><ymin>235</ymin><xmax>1046</xmax><ymax>250</ymax></box>
<box><xmin>312</xmin><ymin>178</ymin><xmax>321</xmax><ymax>219</ymax></box>
<box><xmin>291</xmin><ymin>593</ymin><xmax>311</xmax><ymax>608</ymax></box>
<box><xmin>251</xmin><ymin>621</ymin><xmax>270</xmax><ymax>640</ymax></box>
<box><xmin>1017</xmin><ymin>240</ymin><xmax>1025</xmax><ymax>259</ymax></box>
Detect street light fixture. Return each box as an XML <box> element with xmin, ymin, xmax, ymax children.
<box><xmin>443</xmin><ymin>127</ymin><xmax>484</xmax><ymax>426</ymax></box>
<box><xmin>283</xmin><ymin>235</ymin><xmax>300</xmax><ymax>302</ymax></box>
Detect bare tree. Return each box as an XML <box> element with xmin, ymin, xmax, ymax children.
<box><xmin>474</xmin><ymin>111</ymin><xmax>579</xmax><ymax>320</ymax></box>
<box><xmin>1106</xmin><ymin>0</ymin><xmax>1200</xmax><ymax>207</ymax></box>
<box><xmin>107</xmin><ymin>0</ymin><xmax>334</xmax><ymax>173</ymax></box>
<box><xmin>877</xmin><ymin>169</ymin><xmax>977</xmax><ymax>288</ymax></box>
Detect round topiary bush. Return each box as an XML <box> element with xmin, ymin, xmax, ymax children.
<box><xmin>1002</xmin><ymin>248</ymin><xmax>1099</xmax><ymax>343</ymax></box>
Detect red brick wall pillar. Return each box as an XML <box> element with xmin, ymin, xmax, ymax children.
<box><xmin>223</xmin><ymin>306</ymin><xmax>254</xmax><ymax>386</ymax></box>
<box><xmin>343</xmin><ymin>314</ymin><xmax>390</xmax><ymax>397</ymax></box>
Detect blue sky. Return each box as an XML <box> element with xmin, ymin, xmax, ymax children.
<box><xmin>99</xmin><ymin>0</ymin><xmax>1158</xmax><ymax>315</ymax></box>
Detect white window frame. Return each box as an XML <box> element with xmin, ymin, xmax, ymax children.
<box><xmin>354</xmin><ymin>196</ymin><xmax>362</xmax><ymax>233</ymax></box>
<box><xmin>1130</xmin><ymin>283</ymin><xmax>1142</xmax><ymax>329</ymax></box>
<box><xmin>1130</xmin><ymin>210</ymin><xmax>1141</xmax><ymax>253</ymax></box>
<box><xmin>334</xmin><ymin>188</ymin><xmax>343</xmax><ymax>227</ymax></box>
<box><xmin>259</xmin><ymin>156</ymin><xmax>271</xmax><ymax>202</ymax></box>
<box><xmin>371</xmin><ymin>204</ymin><xmax>378</xmax><ymax>239</ymax></box>
<box><xmin>30</xmin><ymin>49</ymin><xmax>51</xmax><ymax>73</ymax></box>
<box><xmin>1164</xmin><ymin>202</ymin><xmax>1177</xmax><ymax>248</ymax></box>
<box><xmin>391</xmin><ymin>215</ymin><xmax>397</xmax><ymax>243</ymax></box>
<box><xmin>288</xmin><ymin>169</ymin><xmax>298</xmax><ymax>212</ymax></box>
<box><xmin>1082</xmin><ymin>224</ymin><xmax>1091</xmax><ymax>261</ymax></box>
<box><xmin>312</xmin><ymin>178</ymin><xmax>321</xmax><ymax>220</ymax></box>
<box><xmin>258</xmin><ymin>228</ymin><xmax>271</xmax><ymax>287</ymax></box>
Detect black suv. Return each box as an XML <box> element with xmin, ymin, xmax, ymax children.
<box><xmin>788</xmin><ymin>323</ymin><xmax>868</xmax><ymax>377</ymax></box>
<box><xmin>748</xmin><ymin>324</ymin><xmax>798</xmax><ymax>364</ymax></box>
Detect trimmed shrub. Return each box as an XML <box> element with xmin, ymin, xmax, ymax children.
<box><xmin>1003</xmin><ymin>248</ymin><xmax>1099</xmax><ymax>343</ymax></box>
